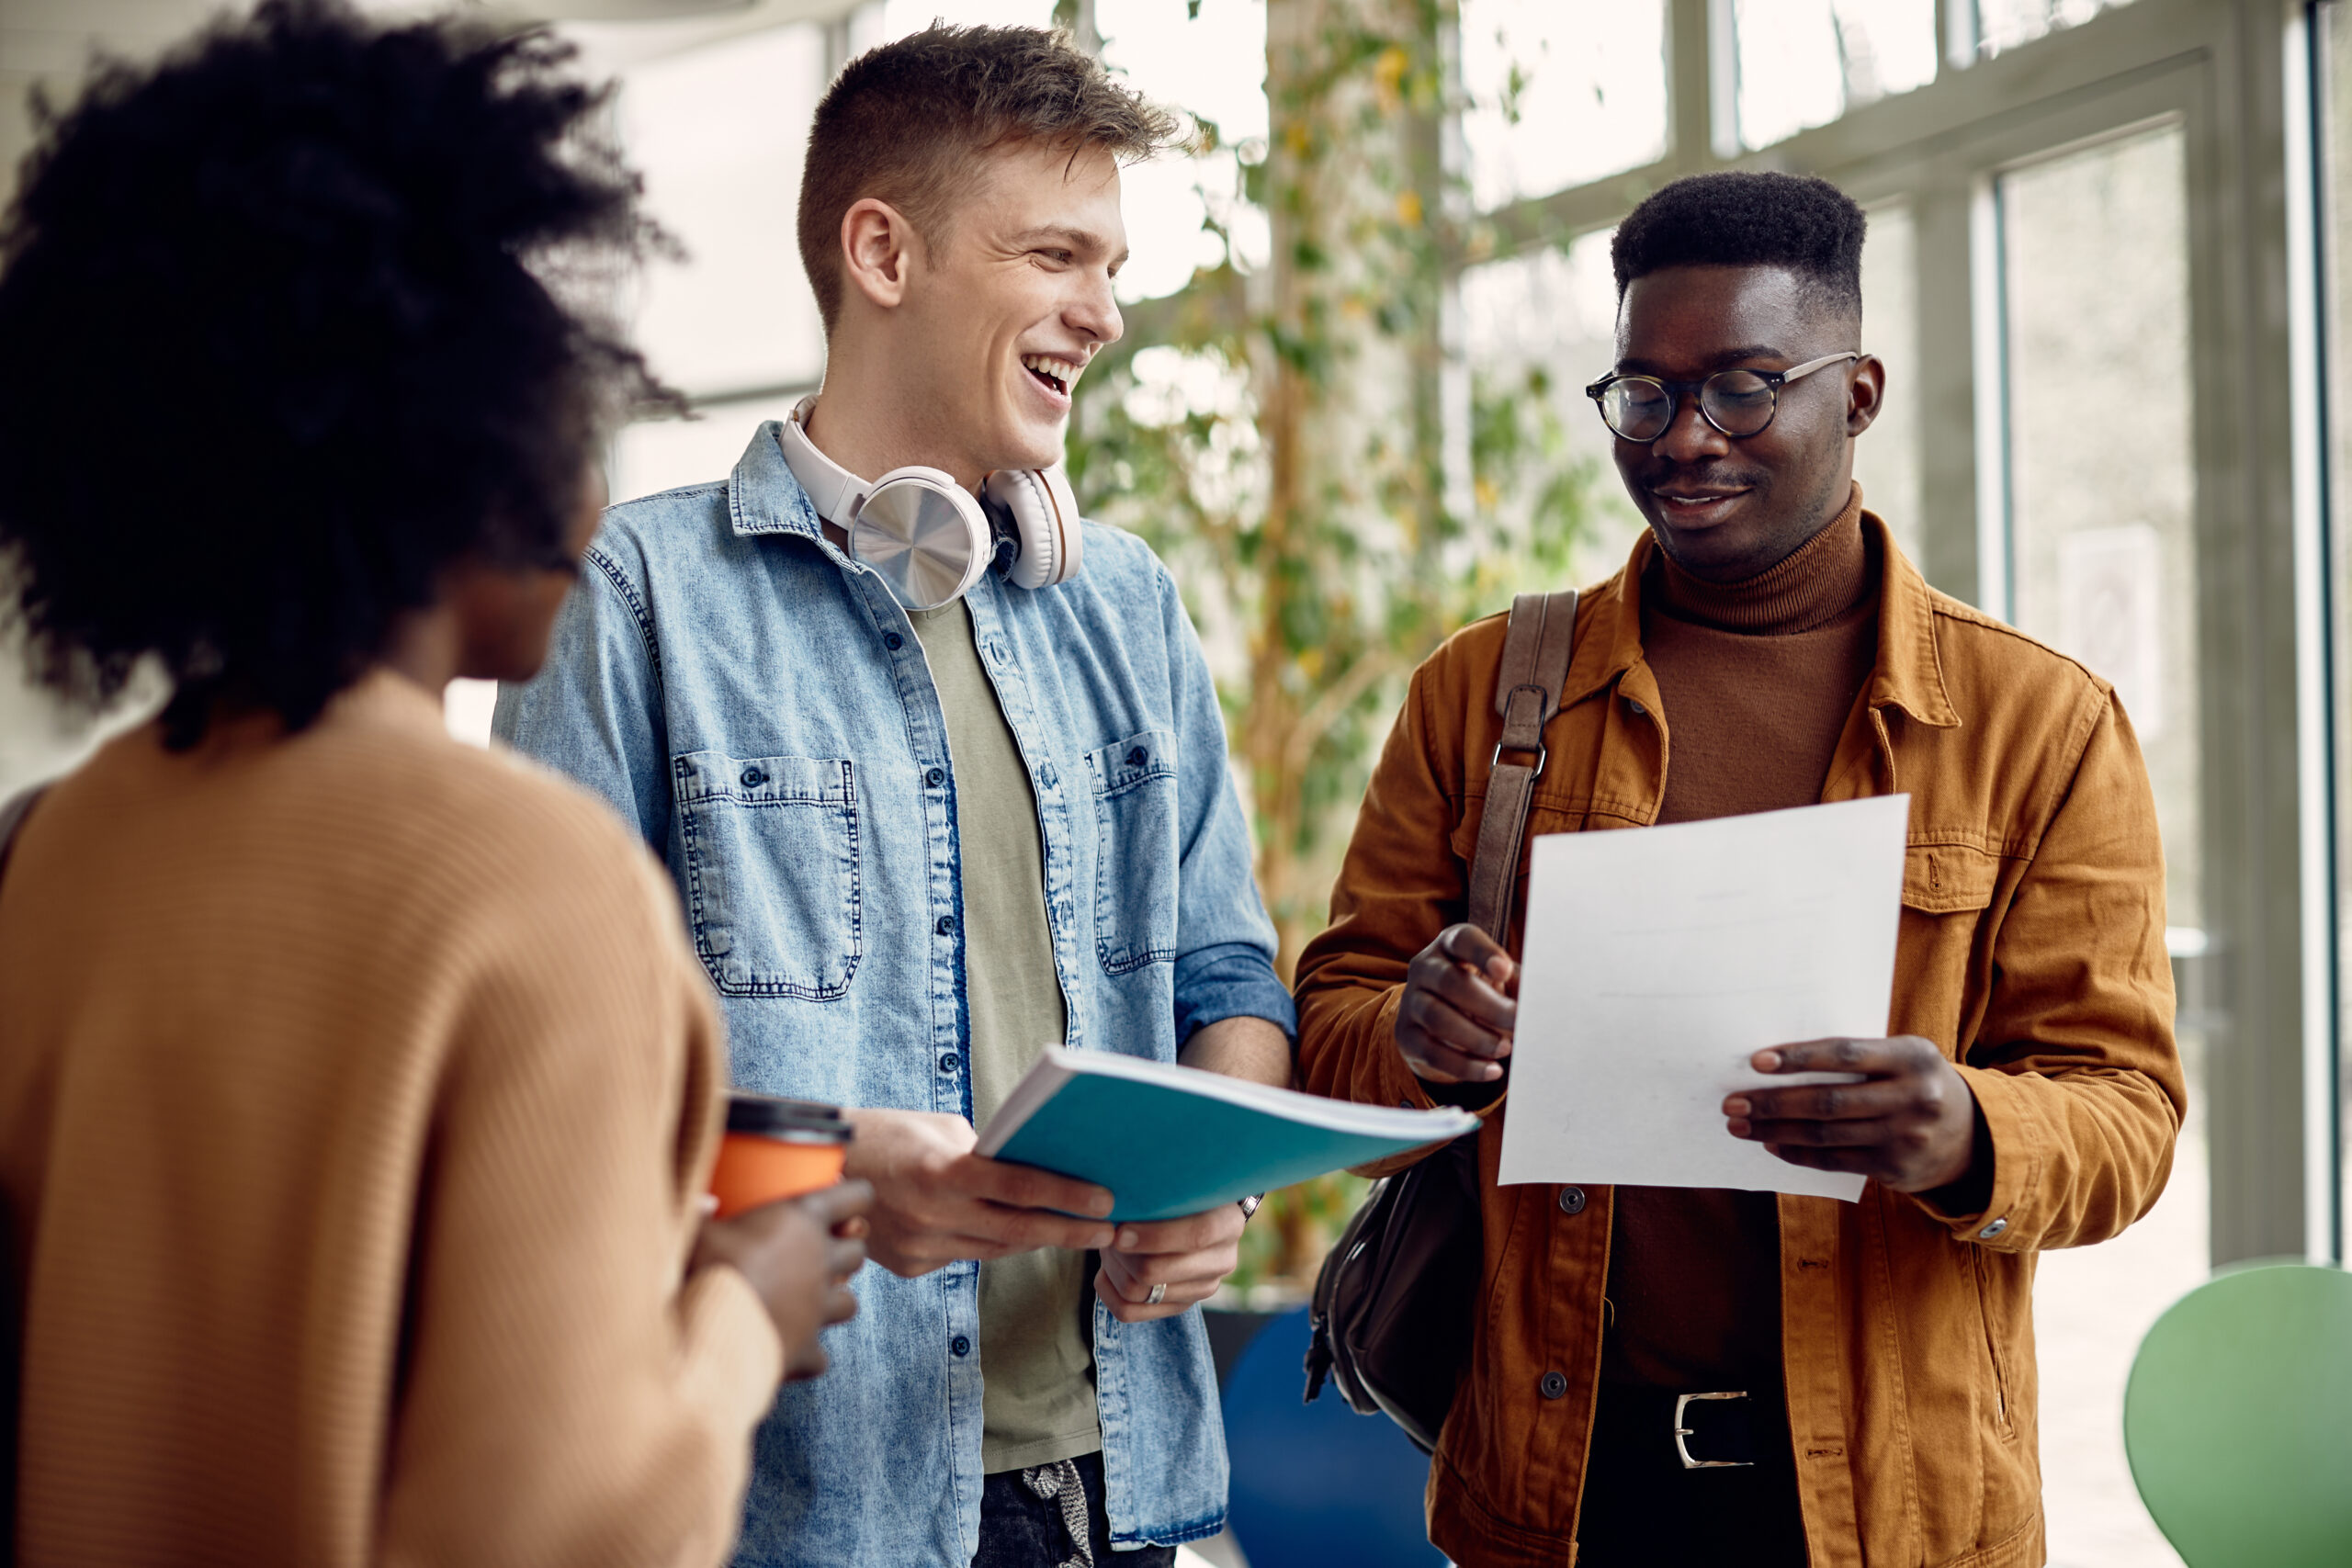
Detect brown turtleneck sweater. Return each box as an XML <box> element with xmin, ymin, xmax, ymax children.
<box><xmin>1600</xmin><ymin>485</ymin><xmax>1880</xmax><ymax>1390</ymax></box>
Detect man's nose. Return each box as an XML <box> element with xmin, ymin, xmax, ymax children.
<box><xmin>1646</xmin><ymin>389</ymin><xmax>1730</xmax><ymax>464</ymax></box>
<box><xmin>1071</xmin><ymin>270</ymin><xmax>1123</xmax><ymax>346</ymax></box>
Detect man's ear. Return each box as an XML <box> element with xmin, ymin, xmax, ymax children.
<box><xmin>841</xmin><ymin>197</ymin><xmax>922</xmax><ymax>311</ymax></box>
<box><xmin>1846</xmin><ymin>353</ymin><xmax>1887</xmax><ymax>438</ymax></box>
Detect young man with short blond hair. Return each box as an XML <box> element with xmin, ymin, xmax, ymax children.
<box><xmin>500</xmin><ymin>25</ymin><xmax>1294</xmax><ymax>1568</ymax></box>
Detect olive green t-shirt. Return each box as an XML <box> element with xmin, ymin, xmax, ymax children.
<box><xmin>906</xmin><ymin>600</ymin><xmax>1100</xmax><ymax>1472</ymax></box>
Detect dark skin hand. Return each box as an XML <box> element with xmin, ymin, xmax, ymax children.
<box><xmin>691</xmin><ymin>1179</ymin><xmax>874</xmax><ymax>1381</ymax></box>
<box><xmin>1395</xmin><ymin>923</ymin><xmax>1517</xmax><ymax>1086</ymax></box>
<box><xmin>1724</xmin><ymin>1039</ymin><xmax>1980</xmax><ymax>1192</ymax></box>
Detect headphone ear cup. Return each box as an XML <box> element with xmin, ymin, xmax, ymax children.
<box><xmin>986</xmin><ymin>467</ymin><xmax>1083</xmax><ymax>591</ymax></box>
<box><xmin>852</xmin><ymin>468</ymin><xmax>994</xmax><ymax>610</ymax></box>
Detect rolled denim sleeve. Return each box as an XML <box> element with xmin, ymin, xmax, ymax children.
<box><xmin>1159</xmin><ymin>566</ymin><xmax>1295</xmax><ymax>1042</ymax></box>
<box><xmin>492</xmin><ymin>536</ymin><xmax>672</xmax><ymax>855</ymax></box>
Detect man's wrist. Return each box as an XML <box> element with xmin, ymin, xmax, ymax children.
<box><xmin>1919</xmin><ymin>1098</ymin><xmax>1996</xmax><ymax>1213</ymax></box>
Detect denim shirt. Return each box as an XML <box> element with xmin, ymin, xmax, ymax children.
<box><xmin>493</xmin><ymin>423</ymin><xmax>1294</xmax><ymax>1568</ymax></box>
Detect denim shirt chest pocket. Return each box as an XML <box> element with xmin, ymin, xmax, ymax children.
<box><xmin>674</xmin><ymin>750</ymin><xmax>861</xmax><ymax>998</ymax></box>
<box><xmin>1085</xmin><ymin>728</ymin><xmax>1179</xmax><ymax>973</ymax></box>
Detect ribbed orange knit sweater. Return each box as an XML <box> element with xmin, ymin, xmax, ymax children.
<box><xmin>0</xmin><ymin>671</ymin><xmax>781</xmax><ymax>1567</ymax></box>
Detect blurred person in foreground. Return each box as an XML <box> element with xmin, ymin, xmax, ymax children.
<box><xmin>497</xmin><ymin>24</ymin><xmax>1295</xmax><ymax>1568</ymax></box>
<box><xmin>0</xmin><ymin>6</ymin><xmax>867</xmax><ymax>1564</ymax></box>
<box><xmin>1295</xmin><ymin>172</ymin><xmax>2183</xmax><ymax>1567</ymax></box>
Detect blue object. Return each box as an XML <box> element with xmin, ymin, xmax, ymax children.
<box><xmin>1223</xmin><ymin>1306</ymin><xmax>1448</xmax><ymax>1568</ymax></box>
<box><xmin>2124</xmin><ymin>1261</ymin><xmax>2352</xmax><ymax>1566</ymax></box>
<box><xmin>980</xmin><ymin>1046</ymin><xmax>1477</xmax><ymax>1222</ymax></box>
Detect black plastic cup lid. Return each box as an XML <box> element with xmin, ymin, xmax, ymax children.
<box><xmin>726</xmin><ymin>1090</ymin><xmax>853</xmax><ymax>1142</ymax></box>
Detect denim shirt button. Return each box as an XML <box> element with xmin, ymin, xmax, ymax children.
<box><xmin>740</xmin><ymin>766</ymin><xmax>766</xmax><ymax>788</ymax></box>
<box><xmin>937</xmin><ymin>915</ymin><xmax>956</xmax><ymax>936</ymax></box>
<box><xmin>884</xmin><ymin>632</ymin><xmax>904</xmax><ymax>650</ymax></box>
<box><xmin>938</xmin><ymin>1052</ymin><xmax>960</xmax><ymax>1074</ymax></box>
<box><xmin>926</xmin><ymin>767</ymin><xmax>945</xmax><ymax>787</ymax></box>
<box><xmin>1539</xmin><ymin>1371</ymin><xmax>1568</xmax><ymax>1400</ymax></box>
<box><xmin>1126</xmin><ymin>746</ymin><xmax>1148</xmax><ymax>767</ymax></box>
<box><xmin>951</xmin><ymin>1336</ymin><xmax>972</xmax><ymax>1358</ymax></box>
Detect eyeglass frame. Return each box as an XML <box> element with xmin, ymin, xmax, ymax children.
<box><xmin>1583</xmin><ymin>351</ymin><xmax>1863</xmax><ymax>443</ymax></box>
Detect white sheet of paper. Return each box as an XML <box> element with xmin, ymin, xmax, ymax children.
<box><xmin>1496</xmin><ymin>795</ymin><xmax>1910</xmax><ymax>1202</ymax></box>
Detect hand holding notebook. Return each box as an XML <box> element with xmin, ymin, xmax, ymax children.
<box><xmin>975</xmin><ymin>1047</ymin><xmax>1479</xmax><ymax>1223</ymax></box>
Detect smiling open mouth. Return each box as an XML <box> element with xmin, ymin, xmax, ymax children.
<box><xmin>1022</xmin><ymin>354</ymin><xmax>1080</xmax><ymax>398</ymax></box>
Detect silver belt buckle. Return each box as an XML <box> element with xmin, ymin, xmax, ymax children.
<box><xmin>1672</xmin><ymin>1390</ymin><xmax>1755</xmax><ymax>1469</ymax></box>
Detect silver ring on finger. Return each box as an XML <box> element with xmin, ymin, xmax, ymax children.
<box><xmin>1146</xmin><ymin>1282</ymin><xmax>1168</xmax><ymax>1306</ymax></box>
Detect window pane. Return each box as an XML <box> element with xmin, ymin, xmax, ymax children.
<box><xmin>1733</xmin><ymin>0</ymin><xmax>1938</xmax><ymax>151</ymax></box>
<box><xmin>1461</xmin><ymin>0</ymin><xmax>1667</xmax><ymax>210</ymax></box>
<box><xmin>1998</xmin><ymin>122</ymin><xmax>2202</xmax><ymax>1568</ymax></box>
<box><xmin>1098</xmin><ymin>0</ymin><xmax>1269</xmax><ymax>303</ymax></box>
<box><xmin>1461</xmin><ymin>232</ymin><xmax>1650</xmax><ymax>582</ymax></box>
<box><xmin>1854</xmin><ymin>202</ymin><xmax>1922</xmax><ymax>564</ymax></box>
<box><xmin>608</xmin><ymin>27</ymin><xmax>831</xmax><ymax>400</ymax></box>
<box><xmin>1973</xmin><ymin>0</ymin><xmax>2137</xmax><ymax>59</ymax></box>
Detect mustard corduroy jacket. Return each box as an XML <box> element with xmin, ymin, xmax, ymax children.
<box><xmin>1295</xmin><ymin>513</ymin><xmax>2184</xmax><ymax>1568</ymax></box>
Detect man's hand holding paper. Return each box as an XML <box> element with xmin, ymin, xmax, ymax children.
<box><xmin>1724</xmin><ymin>1033</ymin><xmax>1984</xmax><ymax>1194</ymax></box>
<box><xmin>1488</xmin><ymin>794</ymin><xmax>1972</xmax><ymax>1201</ymax></box>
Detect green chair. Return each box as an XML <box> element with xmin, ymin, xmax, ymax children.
<box><xmin>2123</xmin><ymin>1261</ymin><xmax>2352</xmax><ymax>1567</ymax></box>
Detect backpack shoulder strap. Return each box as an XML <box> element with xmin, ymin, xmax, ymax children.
<box><xmin>1464</xmin><ymin>590</ymin><xmax>1577</xmax><ymax>950</ymax></box>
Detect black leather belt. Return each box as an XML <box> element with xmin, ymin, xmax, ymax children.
<box><xmin>1591</xmin><ymin>1383</ymin><xmax>1785</xmax><ymax>1471</ymax></box>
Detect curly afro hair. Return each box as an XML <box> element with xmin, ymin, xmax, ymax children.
<box><xmin>1611</xmin><ymin>170</ymin><xmax>1866</xmax><ymax>320</ymax></box>
<box><xmin>0</xmin><ymin>0</ymin><xmax>676</xmax><ymax>748</ymax></box>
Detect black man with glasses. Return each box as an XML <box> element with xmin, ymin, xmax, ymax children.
<box><xmin>1295</xmin><ymin>171</ymin><xmax>2181</xmax><ymax>1568</ymax></box>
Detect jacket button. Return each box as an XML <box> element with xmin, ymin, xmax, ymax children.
<box><xmin>937</xmin><ymin>916</ymin><xmax>957</xmax><ymax>936</ymax></box>
<box><xmin>926</xmin><ymin>766</ymin><xmax>945</xmax><ymax>787</ymax></box>
<box><xmin>1625</xmin><ymin>698</ymin><xmax>1647</xmax><ymax>716</ymax></box>
<box><xmin>740</xmin><ymin>766</ymin><xmax>766</xmax><ymax>788</ymax></box>
<box><xmin>1979</xmin><ymin>1216</ymin><xmax>2009</xmax><ymax>1240</ymax></box>
<box><xmin>1556</xmin><ymin>1186</ymin><xmax>1586</xmax><ymax>1215</ymax></box>
<box><xmin>939</xmin><ymin>1052</ymin><xmax>960</xmax><ymax>1074</ymax></box>
<box><xmin>1539</xmin><ymin>1371</ymin><xmax>1567</xmax><ymax>1400</ymax></box>
<box><xmin>1127</xmin><ymin>746</ymin><xmax>1148</xmax><ymax>767</ymax></box>
<box><xmin>885</xmin><ymin>632</ymin><xmax>904</xmax><ymax>650</ymax></box>
<box><xmin>951</xmin><ymin>1336</ymin><xmax>971</xmax><ymax>1358</ymax></box>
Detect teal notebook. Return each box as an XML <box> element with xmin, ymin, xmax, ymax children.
<box><xmin>974</xmin><ymin>1046</ymin><xmax>1480</xmax><ymax>1223</ymax></box>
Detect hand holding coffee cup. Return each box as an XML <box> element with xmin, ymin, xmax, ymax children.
<box><xmin>710</xmin><ymin>1093</ymin><xmax>854</xmax><ymax>1216</ymax></box>
<box><xmin>695</xmin><ymin>1092</ymin><xmax>868</xmax><ymax>1380</ymax></box>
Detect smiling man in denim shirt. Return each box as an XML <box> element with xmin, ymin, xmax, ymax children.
<box><xmin>494</xmin><ymin>25</ymin><xmax>1295</xmax><ymax>1568</ymax></box>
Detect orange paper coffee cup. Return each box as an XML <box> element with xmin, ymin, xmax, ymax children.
<box><xmin>709</xmin><ymin>1092</ymin><xmax>853</xmax><ymax>1219</ymax></box>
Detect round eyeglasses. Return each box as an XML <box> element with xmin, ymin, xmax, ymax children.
<box><xmin>1584</xmin><ymin>352</ymin><xmax>1861</xmax><ymax>443</ymax></box>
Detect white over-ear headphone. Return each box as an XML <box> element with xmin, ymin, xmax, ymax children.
<box><xmin>778</xmin><ymin>397</ymin><xmax>1082</xmax><ymax>612</ymax></box>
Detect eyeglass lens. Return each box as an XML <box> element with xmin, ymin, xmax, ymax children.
<box><xmin>1600</xmin><ymin>369</ymin><xmax>1778</xmax><ymax>442</ymax></box>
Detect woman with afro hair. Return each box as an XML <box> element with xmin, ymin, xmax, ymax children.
<box><xmin>0</xmin><ymin>5</ymin><xmax>867</xmax><ymax>1563</ymax></box>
